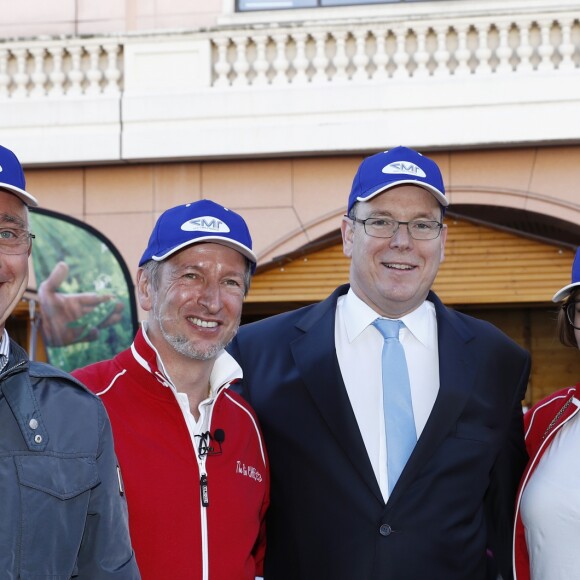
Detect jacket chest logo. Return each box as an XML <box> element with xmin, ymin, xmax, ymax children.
<box><xmin>236</xmin><ymin>461</ymin><xmax>263</xmax><ymax>483</ymax></box>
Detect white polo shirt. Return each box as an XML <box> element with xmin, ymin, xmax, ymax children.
<box><xmin>140</xmin><ymin>322</ymin><xmax>242</xmax><ymax>444</ymax></box>
<box><xmin>335</xmin><ymin>289</ymin><xmax>440</xmax><ymax>502</ymax></box>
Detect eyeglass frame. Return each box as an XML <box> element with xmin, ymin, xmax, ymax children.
<box><xmin>563</xmin><ymin>301</ymin><xmax>580</xmax><ymax>330</ymax></box>
<box><xmin>0</xmin><ymin>231</ymin><xmax>35</xmax><ymax>255</ymax></box>
<box><xmin>346</xmin><ymin>216</ymin><xmax>444</xmax><ymax>240</ymax></box>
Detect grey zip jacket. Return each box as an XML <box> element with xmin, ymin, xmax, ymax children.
<box><xmin>0</xmin><ymin>339</ymin><xmax>140</xmax><ymax>579</ymax></box>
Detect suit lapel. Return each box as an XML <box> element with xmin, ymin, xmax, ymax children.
<box><xmin>388</xmin><ymin>293</ymin><xmax>479</xmax><ymax>503</ymax></box>
<box><xmin>287</xmin><ymin>288</ymin><xmax>479</xmax><ymax>506</ymax></box>
<box><xmin>291</xmin><ymin>286</ymin><xmax>384</xmax><ymax>504</ymax></box>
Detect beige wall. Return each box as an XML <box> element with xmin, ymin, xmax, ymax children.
<box><xmin>24</xmin><ymin>145</ymin><xmax>580</xmax><ymax>283</ymax></box>
<box><xmin>446</xmin><ymin>147</ymin><xmax>580</xmax><ymax>216</ymax></box>
<box><xmin>0</xmin><ymin>0</ymin><xmax>224</xmax><ymax>38</ymax></box>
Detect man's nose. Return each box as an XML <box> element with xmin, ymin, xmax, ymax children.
<box><xmin>197</xmin><ymin>281</ymin><xmax>222</xmax><ymax>312</ymax></box>
<box><xmin>389</xmin><ymin>222</ymin><xmax>413</xmax><ymax>248</ymax></box>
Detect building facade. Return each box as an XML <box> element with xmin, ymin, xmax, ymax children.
<box><xmin>1</xmin><ymin>0</ymin><xmax>579</xmax><ymax>402</ymax></box>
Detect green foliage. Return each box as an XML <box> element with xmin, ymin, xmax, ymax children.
<box><xmin>29</xmin><ymin>212</ymin><xmax>135</xmax><ymax>372</ymax></box>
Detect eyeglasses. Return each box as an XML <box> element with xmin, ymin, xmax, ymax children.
<box><xmin>349</xmin><ymin>217</ymin><xmax>443</xmax><ymax>240</ymax></box>
<box><xmin>563</xmin><ymin>301</ymin><xmax>580</xmax><ymax>330</ymax></box>
<box><xmin>0</xmin><ymin>229</ymin><xmax>35</xmax><ymax>255</ymax></box>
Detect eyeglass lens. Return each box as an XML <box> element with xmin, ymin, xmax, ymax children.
<box><xmin>566</xmin><ymin>302</ymin><xmax>580</xmax><ymax>330</ymax></box>
<box><xmin>0</xmin><ymin>234</ymin><xmax>33</xmax><ymax>255</ymax></box>
<box><xmin>363</xmin><ymin>219</ymin><xmax>441</xmax><ymax>240</ymax></box>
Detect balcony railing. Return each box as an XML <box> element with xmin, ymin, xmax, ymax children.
<box><xmin>0</xmin><ymin>4</ymin><xmax>578</xmax><ymax>163</ymax></box>
<box><xmin>0</xmin><ymin>39</ymin><xmax>122</xmax><ymax>98</ymax></box>
<box><xmin>211</xmin><ymin>17</ymin><xmax>579</xmax><ymax>87</ymax></box>
<box><xmin>0</xmin><ymin>12</ymin><xmax>578</xmax><ymax>98</ymax></box>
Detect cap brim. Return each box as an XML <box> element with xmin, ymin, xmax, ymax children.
<box><xmin>152</xmin><ymin>236</ymin><xmax>257</xmax><ymax>266</ymax></box>
<box><xmin>0</xmin><ymin>183</ymin><xmax>39</xmax><ymax>207</ymax></box>
<box><xmin>552</xmin><ymin>282</ymin><xmax>580</xmax><ymax>303</ymax></box>
<box><xmin>359</xmin><ymin>180</ymin><xmax>449</xmax><ymax>207</ymax></box>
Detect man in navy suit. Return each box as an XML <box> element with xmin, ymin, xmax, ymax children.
<box><xmin>229</xmin><ymin>146</ymin><xmax>530</xmax><ymax>579</ymax></box>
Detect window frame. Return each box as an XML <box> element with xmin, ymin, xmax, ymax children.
<box><xmin>236</xmin><ymin>0</ymin><xmax>427</xmax><ymax>12</ymax></box>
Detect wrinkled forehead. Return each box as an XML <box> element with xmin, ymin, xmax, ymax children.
<box><xmin>0</xmin><ymin>190</ymin><xmax>28</xmax><ymax>227</ymax></box>
<box><xmin>355</xmin><ymin>185</ymin><xmax>443</xmax><ymax>216</ymax></box>
<box><xmin>0</xmin><ymin>210</ymin><xmax>28</xmax><ymax>230</ymax></box>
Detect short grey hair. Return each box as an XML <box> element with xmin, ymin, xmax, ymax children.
<box><xmin>348</xmin><ymin>200</ymin><xmax>445</xmax><ymax>222</ymax></box>
<box><xmin>140</xmin><ymin>259</ymin><xmax>164</xmax><ymax>291</ymax></box>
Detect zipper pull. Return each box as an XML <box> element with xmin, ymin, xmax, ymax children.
<box><xmin>200</xmin><ymin>473</ymin><xmax>209</xmax><ymax>507</ymax></box>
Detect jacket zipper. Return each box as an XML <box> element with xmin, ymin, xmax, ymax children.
<box><xmin>541</xmin><ymin>395</ymin><xmax>575</xmax><ymax>440</ymax></box>
<box><xmin>198</xmin><ymin>390</ymin><xmax>220</xmax><ymax>580</ymax></box>
<box><xmin>198</xmin><ymin>455</ymin><xmax>209</xmax><ymax>580</ymax></box>
<box><xmin>0</xmin><ymin>360</ymin><xmax>27</xmax><ymax>381</ymax></box>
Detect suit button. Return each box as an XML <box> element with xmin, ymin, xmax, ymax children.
<box><xmin>379</xmin><ymin>524</ymin><xmax>392</xmax><ymax>536</ymax></box>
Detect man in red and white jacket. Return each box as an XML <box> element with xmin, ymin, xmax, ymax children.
<box><xmin>73</xmin><ymin>200</ymin><xmax>269</xmax><ymax>580</ymax></box>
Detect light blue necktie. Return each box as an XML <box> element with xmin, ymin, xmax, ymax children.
<box><xmin>372</xmin><ymin>318</ymin><xmax>417</xmax><ymax>495</ymax></box>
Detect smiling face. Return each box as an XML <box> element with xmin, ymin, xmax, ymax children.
<box><xmin>342</xmin><ymin>185</ymin><xmax>447</xmax><ymax>318</ymax></box>
<box><xmin>0</xmin><ymin>190</ymin><xmax>31</xmax><ymax>333</ymax></box>
<box><xmin>137</xmin><ymin>242</ymin><xmax>247</xmax><ymax>364</ymax></box>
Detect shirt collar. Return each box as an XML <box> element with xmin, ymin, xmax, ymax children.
<box><xmin>0</xmin><ymin>329</ymin><xmax>9</xmax><ymax>374</ymax></box>
<box><xmin>140</xmin><ymin>321</ymin><xmax>243</xmax><ymax>395</ymax></box>
<box><xmin>209</xmin><ymin>350</ymin><xmax>243</xmax><ymax>393</ymax></box>
<box><xmin>0</xmin><ymin>329</ymin><xmax>10</xmax><ymax>359</ymax></box>
<box><xmin>341</xmin><ymin>288</ymin><xmax>436</xmax><ymax>347</ymax></box>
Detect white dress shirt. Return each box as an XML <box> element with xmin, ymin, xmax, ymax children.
<box><xmin>0</xmin><ymin>328</ymin><xmax>10</xmax><ymax>373</ymax></box>
<box><xmin>335</xmin><ymin>289</ymin><xmax>440</xmax><ymax>502</ymax></box>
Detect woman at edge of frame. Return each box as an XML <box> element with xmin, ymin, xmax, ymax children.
<box><xmin>513</xmin><ymin>246</ymin><xmax>580</xmax><ymax>580</ymax></box>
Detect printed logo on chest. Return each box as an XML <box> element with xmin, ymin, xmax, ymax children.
<box><xmin>236</xmin><ymin>461</ymin><xmax>263</xmax><ymax>483</ymax></box>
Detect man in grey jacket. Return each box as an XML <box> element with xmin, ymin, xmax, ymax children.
<box><xmin>0</xmin><ymin>144</ymin><xmax>140</xmax><ymax>579</ymax></box>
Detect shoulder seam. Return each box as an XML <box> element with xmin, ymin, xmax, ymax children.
<box><xmin>223</xmin><ymin>390</ymin><xmax>267</xmax><ymax>467</ymax></box>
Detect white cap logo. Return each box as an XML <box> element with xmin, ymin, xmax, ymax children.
<box><xmin>382</xmin><ymin>161</ymin><xmax>426</xmax><ymax>178</ymax></box>
<box><xmin>181</xmin><ymin>216</ymin><xmax>231</xmax><ymax>233</ymax></box>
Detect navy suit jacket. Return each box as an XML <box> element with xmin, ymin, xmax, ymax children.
<box><xmin>229</xmin><ymin>285</ymin><xmax>530</xmax><ymax>580</ymax></box>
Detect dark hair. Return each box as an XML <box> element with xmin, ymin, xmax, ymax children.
<box><xmin>557</xmin><ymin>288</ymin><xmax>579</xmax><ymax>348</ymax></box>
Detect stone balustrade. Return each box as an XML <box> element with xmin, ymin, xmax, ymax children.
<box><xmin>0</xmin><ymin>4</ymin><xmax>578</xmax><ymax>164</ymax></box>
<box><xmin>211</xmin><ymin>16</ymin><xmax>579</xmax><ymax>87</ymax></box>
<box><xmin>0</xmin><ymin>39</ymin><xmax>122</xmax><ymax>98</ymax></box>
<box><xmin>0</xmin><ymin>10</ymin><xmax>578</xmax><ymax>98</ymax></box>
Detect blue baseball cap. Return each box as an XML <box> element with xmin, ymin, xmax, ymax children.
<box><xmin>139</xmin><ymin>199</ymin><xmax>257</xmax><ymax>272</ymax></box>
<box><xmin>347</xmin><ymin>146</ymin><xmax>447</xmax><ymax>214</ymax></box>
<box><xmin>0</xmin><ymin>145</ymin><xmax>39</xmax><ymax>207</ymax></box>
<box><xmin>552</xmin><ymin>247</ymin><xmax>580</xmax><ymax>302</ymax></box>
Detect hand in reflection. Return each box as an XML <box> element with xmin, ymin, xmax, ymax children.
<box><xmin>38</xmin><ymin>261</ymin><xmax>124</xmax><ymax>346</ymax></box>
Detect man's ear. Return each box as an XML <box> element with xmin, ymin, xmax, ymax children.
<box><xmin>136</xmin><ymin>268</ymin><xmax>153</xmax><ymax>312</ymax></box>
<box><xmin>341</xmin><ymin>217</ymin><xmax>354</xmax><ymax>259</ymax></box>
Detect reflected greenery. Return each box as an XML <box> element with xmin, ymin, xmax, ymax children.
<box><xmin>29</xmin><ymin>211</ymin><xmax>136</xmax><ymax>372</ymax></box>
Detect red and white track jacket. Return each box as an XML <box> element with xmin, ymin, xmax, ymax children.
<box><xmin>73</xmin><ymin>327</ymin><xmax>269</xmax><ymax>580</ymax></box>
<box><xmin>513</xmin><ymin>383</ymin><xmax>580</xmax><ymax>580</ymax></box>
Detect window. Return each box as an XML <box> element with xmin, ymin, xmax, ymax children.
<box><xmin>238</xmin><ymin>0</ymin><xmax>426</xmax><ymax>11</ymax></box>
